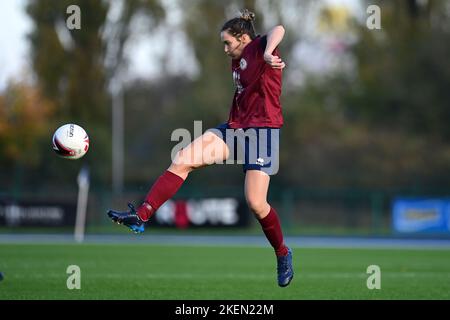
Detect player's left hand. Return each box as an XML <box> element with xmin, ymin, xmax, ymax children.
<box><xmin>264</xmin><ymin>52</ymin><xmax>286</xmax><ymax>69</ymax></box>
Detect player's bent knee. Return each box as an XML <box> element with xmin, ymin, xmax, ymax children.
<box><xmin>172</xmin><ymin>150</ymin><xmax>197</xmax><ymax>171</ymax></box>
<box><xmin>246</xmin><ymin>199</ymin><xmax>269</xmax><ymax>218</ymax></box>
<box><xmin>168</xmin><ymin>161</ymin><xmax>194</xmax><ymax>177</ymax></box>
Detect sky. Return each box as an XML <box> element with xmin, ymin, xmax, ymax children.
<box><xmin>0</xmin><ymin>0</ymin><xmax>362</xmax><ymax>91</ymax></box>
<box><xmin>0</xmin><ymin>0</ymin><xmax>32</xmax><ymax>90</ymax></box>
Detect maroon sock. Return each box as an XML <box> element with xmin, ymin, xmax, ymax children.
<box><xmin>137</xmin><ymin>170</ymin><xmax>185</xmax><ymax>221</ymax></box>
<box><xmin>257</xmin><ymin>207</ymin><xmax>289</xmax><ymax>257</ymax></box>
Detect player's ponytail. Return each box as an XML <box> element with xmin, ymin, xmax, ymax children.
<box><xmin>221</xmin><ymin>9</ymin><xmax>257</xmax><ymax>40</ymax></box>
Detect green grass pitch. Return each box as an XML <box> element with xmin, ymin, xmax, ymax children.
<box><xmin>0</xmin><ymin>243</ymin><xmax>449</xmax><ymax>299</ymax></box>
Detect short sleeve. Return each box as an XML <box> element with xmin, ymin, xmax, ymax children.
<box><xmin>259</xmin><ymin>35</ymin><xmax>267</xmax><ymax>52</ymax></box>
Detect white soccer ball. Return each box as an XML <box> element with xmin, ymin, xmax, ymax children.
<box><xmin>52</xmin><ymin>124</ymin><xmax>90</xmax><ymax>160</ymax></box>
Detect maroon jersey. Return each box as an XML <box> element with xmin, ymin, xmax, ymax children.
<box><xmin>227</xmin><ymin>35</ymin><xmax>283</xmax><ymax>129</ymax></box>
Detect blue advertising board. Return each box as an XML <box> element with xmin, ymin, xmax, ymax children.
<box><xmin>392</xmin><ymin>198</ymin><xmax>450</xmax><ymax>233</ymax></box>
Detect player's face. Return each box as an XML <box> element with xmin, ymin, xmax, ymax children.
<box><xmin>221</xmin><ymin>31</ymin><xmax>245</xmax><ymax>59</ymax></box>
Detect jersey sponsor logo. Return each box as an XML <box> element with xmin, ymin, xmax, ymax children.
<box><xmin>233</xmin><ymin>70</ymin><xmax>244</xmax><ymax>94</ymax></box>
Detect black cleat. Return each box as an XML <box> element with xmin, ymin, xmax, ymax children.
<box><xmin>107</xmin><ymin>203</ymin><xmax>145</xmax><ymax>234</ymax></box>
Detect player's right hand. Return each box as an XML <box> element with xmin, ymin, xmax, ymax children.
<box><xmin>264</xmin><ymin>52</ymin><xmax>286</xmax><ymax>70</ymax></box>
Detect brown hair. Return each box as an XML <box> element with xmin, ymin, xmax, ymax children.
<box><xmin>221</xmin><ymin>9</ymin><xmax>257</xmax><ymax>40</ymax></box>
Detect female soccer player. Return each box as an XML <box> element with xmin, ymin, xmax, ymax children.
<box><xmin>108</xmin><ymin>9</ymin><xmax>293</xmax><ymax>287</ymax></box>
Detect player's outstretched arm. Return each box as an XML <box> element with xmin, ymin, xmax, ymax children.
<box><xmin>264</xmin><ymin>25</ymin><xmax>286</xmax><ymax>69</ymax></box>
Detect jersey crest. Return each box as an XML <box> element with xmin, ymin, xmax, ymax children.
<box><xmin>239</xmin><ymin>58</ymin><xmax>248</xmax><ymax>70</ymax></box>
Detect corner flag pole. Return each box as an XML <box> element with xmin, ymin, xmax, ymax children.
<box><xmin>75</xmin><ymin>166</ymin><xmax>90</xmax><ymax>243</ymax></box>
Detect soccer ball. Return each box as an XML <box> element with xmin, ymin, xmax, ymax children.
<box><xmin>52</xmin><ymin>124</ymin><xmax>89</xmax><ymax>160</ymax></box>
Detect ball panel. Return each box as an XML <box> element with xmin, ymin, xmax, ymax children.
<box><xmin>52</xmin><ymin>135</ymin><xmax>76</xmax><ymax>157</ymax></box>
